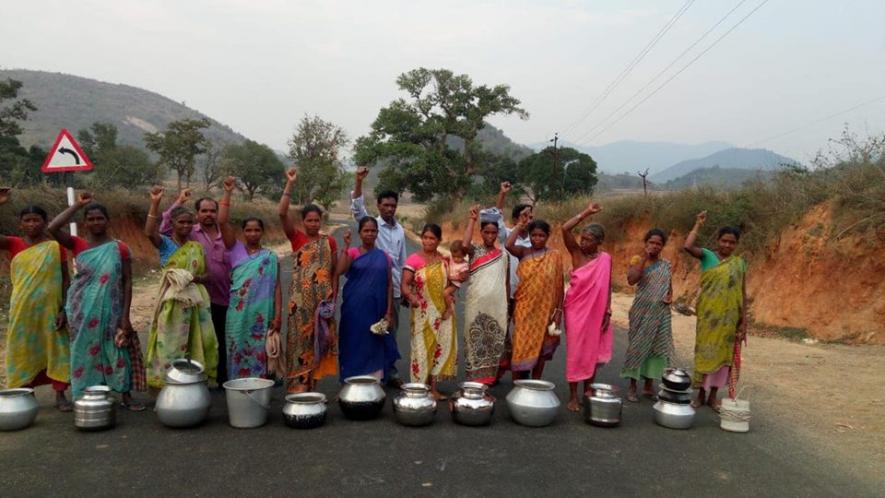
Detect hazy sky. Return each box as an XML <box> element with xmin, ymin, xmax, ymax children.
<box><xmin>2</xmin><ymin>0</ymin><xmax>884</xmax><ymax>162</ymax></box>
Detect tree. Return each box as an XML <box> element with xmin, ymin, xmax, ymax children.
<box><xmin>287</xmin><ymin>114</ymin><xmax>349</xmax><ymax>208</ymax></box>
<box><xmin>518</xmin><ymin>146</ymin><xmax>598</xmax><ymax>202</ymax></box>
<box><xmin>0</xmin><ymin>78</ymin><xmax>43</xmax><ymax>186</ymax></box>
<box><xmin>199</xmin><ymin>142</ymin><xmax>223</xmax><ymax>189</ymax></box>
<box><xmin>221</xmin><ymin>140</ymin><xmax>285</xmax><ymax>201</ymax></box>
<box><xmin>354</xmin><ymin>68</ymin><xmax>528</xmax><ymax>202</ymax></box>
<box><xmin>0</xmin><ymin>79</ymin><xmax>36</xmax><ymax>138</ymax></box>
<box><xmin>144</xmin><ymin>118</ymin><xmax>210</xmax><ymax>189</ymax></box>
<box><xmin>77</xmin><ymin>122</ymin><xmax>161</xmax><ymax>188</ymax></box>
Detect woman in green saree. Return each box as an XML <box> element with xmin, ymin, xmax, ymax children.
<box><xmin>144</xmin><ymin>187</ymin><xmax>218</xmax><ymax>389</ymax></box>
<box><xmin>684</xmin><ymin>210</ymin><xmax>748</xmax><ymax>412</ymax></box>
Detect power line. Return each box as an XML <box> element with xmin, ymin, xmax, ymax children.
<box><xmin>572</xmin><ymin>0</ymin><xmax>749</xmax><ymax>144</ymax></box>
<box><xmin>747</xmin><ymin>94</ymin><xmax>885</xmax><ymax>146</ymax></box>
<box><xmin>562</xmin><ymin>0</ymin><xmax>695</xmax><ymax>135</ymax></box>
<box><xmin>579</xmin><ymin>0</ymin><xmax>771</xmax><ymax>145</ymax></box>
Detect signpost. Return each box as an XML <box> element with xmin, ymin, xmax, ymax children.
<box><xmin>41</xmin><ymin>128</ymin><xmax>94</xmax><ymax>237</ymax></box>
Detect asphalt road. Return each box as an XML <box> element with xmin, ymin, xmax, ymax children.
<box><xmin>0</xmin><ymin>231</ymin><xmax>878</xmax><ymax>497</ymax></box>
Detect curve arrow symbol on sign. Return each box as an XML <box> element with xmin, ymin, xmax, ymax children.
<box><xmin>58</xmin><ymin>147</ymin><xmax>81</xmax><ymax>164</ymax></box>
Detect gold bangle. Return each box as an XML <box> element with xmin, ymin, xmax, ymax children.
<box><xmin>147</xmin><ymin>214</ymin><xmax>157</xmax><ymax>219</ymax></box>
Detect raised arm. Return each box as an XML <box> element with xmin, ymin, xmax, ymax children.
<box><xmin>0</xmin><ymin>187</ymin><xmax>12</xmax><ymax>249</ymax></box>
<box><xmin>562</xmin><ymin>201</ymin><xmax>601</xmax><ymax>256</ymax></box>
<box><xmin>505</xmin><ymin>210</ymin><xmax>531</xmax><ymax>259</ymax></box>
<box><xmin>683</xmin><ymin>210</ymin><xmax>707</xmax><ymax>259</ymax></box>
<box><xmin>462</xmin><ymin>204</ymin><xmax>479</xmax><ymax>258</ymax></box>
<box><xmin>159</xmin><ymin>188</ymin><xmax>191</xmax><ymax>235</ymax></box>
<box><xmin>495</xmin><ymin>181</ymin><xmax>511</xmax><ymax>211</ymax></box>
<box><xmin>218</xmin><ymin>176</ymin><xmax>237</xmax><ymax>249</ymax></box>
<box><xmin>278</xmin><ymin>167</ymin><xmax>298</xmax><ymax>240</ymax></box>
<box><xmin>350</xmin><ymin>166</ymin><xmax>370</xmax><ymax>220</ymax></box>
<box><xmin>48</xmin><ymin>191</ymin><xmax>94</xmax><ymax>249</ymax></box>
<box><xmin>270</xmin><ymin>257</ymin><xmax>282</xmax><ymax>338</ymax></box>
<box><xmin>335</xmin><ymin>229</ymin><xmax>353</xmax><ymax>278</ymax></box>
<box><xmin>144</xmin><ymin>186</ymin><xmax>165</xmax><ymax>248</ymax></box>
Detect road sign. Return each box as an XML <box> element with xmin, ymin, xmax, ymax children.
<box><xmin>40</xmin><ymin>128</ymin><xmax>94</xmax><ymax>173</ymax></box>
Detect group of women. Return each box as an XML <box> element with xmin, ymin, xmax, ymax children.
<box><xmin>0</xmin><ymin>174</ymin><xmax>748</xmax><ymax>414</ymax></box>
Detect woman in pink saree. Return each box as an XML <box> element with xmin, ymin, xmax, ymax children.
<box><xmin>562</xmin><ymin>202</ymin><xmax>613</xmax><ymax>412</ymax></box>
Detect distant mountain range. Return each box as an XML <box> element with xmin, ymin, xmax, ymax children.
<box><xmin>662</xmin><ymin>166</ymin><xmax>774</xmax><ymax>190</ymax></box>
<box><xmin>2</xmin><ymin>69</ymin><xmax>248</xmax><ymax>149</ymax></box>
<box><xmin>650</xmin><ymin>147</ymin><xmax>798</xmax><ymax>183</ymax></box>
<box><xmin>531</xmin><ymin>139</ymin><xmax>734</xmax><ymax>174</ymax></box>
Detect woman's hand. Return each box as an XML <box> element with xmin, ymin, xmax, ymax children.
<box><xmin>737</xmin><ymin>318</ymin><xmax>748</xmax><ymax>341</ymax></box>
<box><xmin>55</xmin><ymin>310</ymin><xmax>67</xmax><ymax>331</ymax></box>
<box><xmin>695</xmin><ymin>210</ymin><xmax>707</xmax><ymax>226</ymax></box>
<box><xmin>406</xmin><ymin>294</ymin><xmax>420</xmax><ymax>308</ymax></box>
<box><xmin>269</xmin><ymin>317</ymin><xmax>282</xmax><ymax>335</ymax></box>
<box><xmin>223</xmin><ymin>176</ymin><xmax>237</xmax><ymax>193</ymax></box>
<box><xmin>516</xmin><ymin>208</ymin><xmax>530</xmax><ymax>228</ymax></box>
<box><xmin>584</xmin><ymin>202</ymin><xmax>602</xmax><ymax>216</ymax></box>
<box><xmin>662</xmin><ymin>291</ymin><xmax>673</xmax><ymax>305</ymax></box>
<box><xmin>468</xmin><ymin>204</ymin><xmax>480</xmax><ymax>221</ymax></box>
<box><xmin>149</xmin><ymin>185</ymin><xmax>164</xmax><ymax>203</ymax></box>
<box><xmin>77</xmin><ymin>192</ymin><xmax>94</xmax><ymax>207</ymax></box>
<box><xmin>176</xmin><ymin>188</ymin><xmax>192</xmax><ymax>205</ymax></box>
<box><xmin>343</xmin><ymin>228</ymin><xmax>352</xmax><ymax>248</ymax></box>
<box><xmin>285</xmin><ymin>167</ymin><xmax>298</xmax><ymax>185</ymax></box>
<box><xmin>114</xmin><ymin>327</ymin><xmax>130</xmax><ymax>348</ymax></box>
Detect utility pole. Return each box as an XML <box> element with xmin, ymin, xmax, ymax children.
<box><xmin>549</xmin><ymin>132</ymin><xmax>561</xmax><ymax>195</ymax></box>
<box><xmin>638</xmin><ymin>168</ymin><xmax>650</xmax><ymax>196</ymax></box>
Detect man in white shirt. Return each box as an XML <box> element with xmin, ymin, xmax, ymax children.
<box><xmin>351</xmin><ymin>166</ymin><xmax>407</xmax><ymax>387</ymax></box>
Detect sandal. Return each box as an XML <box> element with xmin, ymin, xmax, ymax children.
<box><xmin>55</xmin><ymin>399</ymin><xmax>74</xmax><ymax>412</ymax></box>
<box><xmin>120</xmin><ymin>399</ymin><xmax>146</xmax><ymax>412</ymax></box>
<box><xmin>626</xmin><ymin>391</ymin><xmax>639</xmax><ymax>403</ymax></box>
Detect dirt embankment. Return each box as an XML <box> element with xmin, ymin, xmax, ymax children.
<box><xmin>441</xmin><ymin>202</ymin><xmax>885</xmax><ymax>344</ymax></box>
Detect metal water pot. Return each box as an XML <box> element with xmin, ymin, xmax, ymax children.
<box><xmin>283</xmin><ymin>392</ymin><xmax>327</xmax><ymax>429</ymax></box>
<box><xmin>338</xmin><ymin>376</ymin><xmax>386</xmax><ymax>420</ymax></box>
<box><xmin>156</xmin><ymin>359</ymin><xmax>212</xmax><ymax>428</ymax></box>
<box><xmin>0</xmin><ymin>388</ymin><xmax>39</xmax><ymax>431</ymax></box>
<box><xmin>653</xmin><ymin>400</ymin><xmax>696</xmax><ymax>430</ymax></box>
<box><xmin>661</xmin><ymin>368</ymin><xmax>692</xmax><ymax>391</ymax></box>
<box><xmin>450</xmin><ymin>382</ymin><xmax>495</xmax><ymax>426</ymax></box>
<box><xmin>74</xmin><ymin>385</ymin><xmax>116</xmax><ymax>431</ymax></box>
<box><xmin>392</xmin><ymin>383</ymin><xmax>437</xmax><ymax>427</ymax></box>
<box><xmin>506</xmin><ymin>379</ymin><xmax>561</xmax><ymax>427</ymax></box>
<box><xmin>584</xmin><ymin>383</ymin><xmax>622</xmax><ymax>427</ymax></box>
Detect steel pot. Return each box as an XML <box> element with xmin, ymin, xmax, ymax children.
<box><xmin>283</xmin><ymin>392</ymin><xmax>327</xmax><ymax>429</ymax></box>
<box><xmin>74</xmin><ymin>385</ymin><xmax>116</xmax><ymax>431</ymax></box>
<box><xmin>393</xmin><ymin>383</ymin><xmax>437</xmax><ymax>427</ymax></box>
<box><xmin>506</xmin><ymin>379</ymin><xmax>560</xmax><ymax>427</ymax></box>
<box><xmin>657</xmin><ymin>386</ymin><xmax>693</xmax><ymax>404</ymax></box>
<box><xmin>450</xmin><ymin>382</ymin><xmax>495</xmax><ymax>426</ymax></box>
<box><xmin>584</xmin><ymin>383</ymin><xmax>622</xmax><ymax>427</ymax></box>
<box><xmin>661</xmin><ymin>368</ymin><xmax>692</xmax><ymax>391</ymax></box>
<box><xmin>338</xmin><ymin>376</ymin><xmax>386</xmax><ymax>420</ymax></box>
<box><xmin>156</xmin><ymin>359</ymin><xmax>211</xmax><ymax>428</ymax></box>
<box><xmin>0</xmin><ymin>388</ymin><xmax>39</xmax><ymax>431</ymax></box>
<box><xmin>653</xmin><ymin>400</ymin><xmax>696</xmax><ymax>430</ymax></box>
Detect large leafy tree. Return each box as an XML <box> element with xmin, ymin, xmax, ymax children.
<box><xmin>518</xmin><ymin>146</ymin><xmax>598</xmax><ymax>203</ymax></box>
<box><xmin>221</xmin><ymin>140</ymin><xmax>285</xmax><ymax>200</ymax></box>
<box><xmin>354</xmin><ymin>68</ymin><xmax>528</xmax><ymax>202</ymax></box>
<box><xmin>144</xmin><ymin>118</ymin><xmax>210</xmax><ymax>189</ymax></box>
<box><xmin>0</xmin><ymin>78</ymin><xmax>44</xmax><ymax>186</ymax></box>
<box><xmin>287</xmin><ymin>114</ymin><xmax>349</xmax><ymax>208</ymax></box>
<box><xmin>78</xmin><ymin>122</ymin><xmax>161</xmax><ymax>188</ymax></box>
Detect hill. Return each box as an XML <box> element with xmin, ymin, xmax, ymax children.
<box><xmin>663</xmin><ymin>166</ymin><xmax>773</xmax><ymax>189</ymax></box>
<box><xmin>1</xmin><ymin>69</ymin><xmax>248</xmax><ymax>149</ymax></box>
<box><xmin>531</xmin><ymin>139</ymin><xmax>733</xmax><ymax>174</ymax></box>
<box><xmin>651</xmin><ymin>147</ymin><xmax>799</xmax><ymax>183</ymax></box>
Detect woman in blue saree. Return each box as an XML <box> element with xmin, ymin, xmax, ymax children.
<box><xmin>335</xmin><ymin>216</ymin><xmax>395</xmax><ymax>380</ymax></box>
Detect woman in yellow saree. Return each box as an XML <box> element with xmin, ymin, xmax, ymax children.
<box><xmin>144</xmin><ymin>187</ymin><xmax>218</xmax><ymax>389</ymax></box>
<box><xmin>0</xmin><ymin>188</ymin><xmax>72</xmax><ymax>410</ymax></box>
<box><xmin>684</xmin><ymin>210</ymin><xmax>748</xmax><ymax>412</ymax></box>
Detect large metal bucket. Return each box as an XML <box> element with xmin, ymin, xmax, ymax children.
<box><xmin>222</xmin><ymin>378</ymin><xmax>274</xmax><ymax>428</ymax></box>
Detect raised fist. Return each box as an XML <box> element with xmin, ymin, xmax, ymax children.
<box><xmin>285</xmin><ymin>168</ymin><xmax>298</xmax><ymax>183</ymax></box>
<box><xmin>696</xmin><ymin>210</ymin><xmax>708</xmax><ymax>226</ymax></box>
<box><xmin>356</xmin><ymin>166</ymin><xmax>369</xmax><ymax>181</ymax></box>
<box><xmin>500</xmin><ymin>181</ymin><xmax>512</xmax><ymax>193</ymax></box>
<box><xmin>177</xmin><ymin>188</ymin><xmax>193</xmax><ymax>205</ymax></box>
<box><xmin>149</xmin><ymin>186</ymin><xmax>164</xmax><ymax>202</ymax></box>
<box><xmin>223</xmin><ymin>176</ymin><xmax>237</xmax><ymax>192</ymax></box>
<box><xmin>77</xmin><ymin>192</ymin><xmax>94</xmax><ymax>206</ymax></box>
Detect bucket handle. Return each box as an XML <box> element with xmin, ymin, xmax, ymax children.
<box><xmin>242</xmin><ymin>389</ymin><xmax>270</xmax><ymax>410</ymax></box>
<box><xmin>727</xmin><ymin>384</ymin><xmax>752</xmax><ymax>402</ymax></box>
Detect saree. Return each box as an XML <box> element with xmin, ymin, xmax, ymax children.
<box><xmin>66</xmin><ymin>241</ymin><xmax>131</xmax><ymax>398</ymax></box>
<box><xmin>226</xmin><ymin>248</ymin><xmax>277</xmax><ymax>380</ymax></box>
<box><xmin>512</xmin><ymin>249</ymin><xmax>563</xmax><ymax>372</ymax></box>
<box><xmin>693</xmin><ymin>254</ymin><xmax>747</xmax><ymax>386</ymax></box>
<box><xmin>622</xmin><ymin>259</ymin><xmax>674</xmax><ymax>381</ymax></box>
<box><xmin>286</xmin><ymin>237</ymin><xmax>337</xmax><ymax>390</ymax></box>
<box><xmin>407</xmin><ymin>255</ymin><xmax>457</xmax><ymax>383</ymax></box>
<box><xmin>463</xmin><ymin>245</ymin><xmax>508</xmax><ymax>383</ymax></box>
<box><xmin>339</xmin><ymin>248</ymin><xmax>390</xmax><ymax>380</ymax></box>
<box><xmin>146</xmin><ymin>241</ymin><xmax>218</xmax><ymax>389</ymax></box>
<box><xmin>564</xmin><ymin>252</ymin><xmax>614</xmax><ymax>382</ymax></box>
<box><xmin>5</xmin><ymin>241</ymin><xmax>70</xmax><ymax>388</ymax></box>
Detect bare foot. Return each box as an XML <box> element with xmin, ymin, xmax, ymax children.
<box><xmin>627</xmin><ymin>386</ymin><xmax>639</xmax><ymax>403</ymax></box>
<box><xmin>431</xmin><ymin>390</ymin><xmax>448</xmax><ymax>401</ymax></box>
<box><xmin>708</xmin><ymin>397</ymin><xmax>722</xmax><ymax>413</ymax></box>
<box><xmin>567</xmin><ymin>397</ymin><xmax>581</xmax><ymax>412</ymax></box>
<box><xmin>55</xmin><ymin>396</ymin><xmax>73</xmax><ymax>412</ymax></box>
<box><xmin>691</xmin><ymin>398</ymin><xmax>703</xmax><ymax>409</ymax></box>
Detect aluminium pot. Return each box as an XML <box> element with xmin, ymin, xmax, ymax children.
<box><xmin>450</xmin><ymin>382</ymin><xmax>495</xmax><ymax>426</ymax></box>
<box><xmin>392</xmin><ymin>383</ymin><xmax>437</xmax><ymax>427</ymax></box>
<box><xmin>283</xmin><ymin>392</ymin><xmax>327</xmax><ymax>429</ymax></box>
<box><xmin>74</xmin><ymin>385</ymin><xmax>116</xmax><ymax>431</ymax></box>
<box><xmin>506</xmin><ymin>379</ymin><xmax>560</xmax><ymax>427</ymax></box>
<box><xmin>661</xmin><ymin>368</ymin><xmax>692</xmax><ymax>391</ymax></box>
<box><xmin>338</xmin><ymin>376</ymin><xmax>386</xmax><ymax>420</ymax></box>
<box><xmin>584</xmin><ymin>383</ymin><xmax>622</xmax><ymax>427</ymax></box>
<box><xmin>0</xmin><ymin>388</ymin><xmax>39</xmax><ymax>431</ymax></box>
<box><xmin>156</xmin><ymin>359</ymin><xmax>211</xmax><ymax>428</ymax></box>
<box><xmin>653</xmin><ymin>400</ymin><xmax>696</xmax><ymax>430</ymax></box>
<box><xmin>657</xmin><ymin>386</ymin><xmax>693</xmax><ymax>404</ymax></box>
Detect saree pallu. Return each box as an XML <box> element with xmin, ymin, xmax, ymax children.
<box><xmin>464</xmin><ymin>246</ymin><xmax>508</xmax><ymax>383</ymax></box>
<box><xmin>226</xmin><ymin>250</ymin><xmax>277</xmax><ymax>380</ymax></box>
<box><xmin>622</xmin><ymin>260</ymin><xmax>674</xmax><ymax>380</ymax></box>
<box><xmin>146</xmin><ymin>241</ymin><xmax>218</xmax><ymax>389</ymax></box>
<box><xmin>5</xmin><ymin>241</ymin><xmax>70</xmax><ymax>388</ymax></box>
<box><xmin>286</xmin><ymin>237</ymin><xmax>337</xmax><ymax>390</ymax></box>
<box><xmin>408</xmin><ymin>260</ymin><xmax>457</xmax><ymax>383</ymax></box>
<box><xmin>339</xmin><ymin>249</ymin><xmax>389</xmax><ymax>380</ymax></box>
<box><xmin>564</xmin><ymin>252</ymin><xmax>614</xmax><ymax>383</ymax></box>
<box><xmin>693</xmin><ymin>255</ymin><xmax>746</xmax><ymax>387</ymax></box>
<box><xmin>66</xmin><ymin>241</ymin><xmax>131</xmax><ymax>398</ymax></box>
<box><xmin>512</xmin><ymin>250</ymin><xmax>563</xmax><ymax>372</ymax></box>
